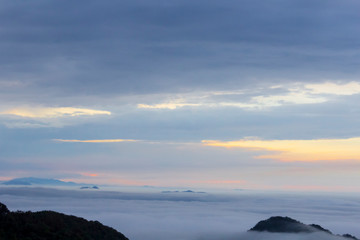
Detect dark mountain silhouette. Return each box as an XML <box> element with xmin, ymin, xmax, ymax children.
<box><xmin>249</xmin><ymin>216</ymin><xmax>358</xmax><ymax>239</ymax></box>
<box><xmin>250</xmin><ymin>216</ymin><xmax>321</xmax><ymax>233</ymax></box>
<box><xmin>0</xmin><ymin>203</ymin><xmax>10</xmax><ymax>215</ymax></box>
<box><xmin>343</xmin><ymin>234</ymin><xmax>360</xmax><ymax>240</ymax></box>
<box><xmin>161</xmin><ymin>190</ymin><xmax>206</xmax><ymax>194</ymax></box>
<box><xmin>309</xmin><ymin>223</ymin><xmax>332</xmax><ymax>234</ymax></box>
<box><xmin>0</xmin><ymin>202</ymin><xmax>128</xmax><ymax>240</ymax></box>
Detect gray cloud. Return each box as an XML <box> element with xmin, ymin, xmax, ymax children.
<box><xmin>0</xmin><ymin>0</ymin><xmax>359</xmax><ymax>103</ymax></box>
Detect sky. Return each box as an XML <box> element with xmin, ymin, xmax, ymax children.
<box><xmin>1</xmin><ymin>0</ymin><xmax>360</xmax><ymax>191</ymax></box>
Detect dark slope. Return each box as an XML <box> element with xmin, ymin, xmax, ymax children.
<box><xmin>249</xmin><ymin>216</ymin><xmax>358</xmax><ymax>240</ymax></box>
<box><xmin>250</xmin><ymin>216</ymin><xmax>320</xmax><ymax>233</ymax></box>
<box><xmin>0</xmin><ymin>202</ymin><xmax>128</xmax><ymax>240</ymax></box>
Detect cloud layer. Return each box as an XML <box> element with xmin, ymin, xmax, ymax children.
<box><xmin>1</xmin><ymin>107</ymin><xmax>111</xmax><ymax>118</ymax></box>
<box><xmin>1</xmin><ymin>187</ymin><xmax>359</xmax><ymax>240</ymax></box>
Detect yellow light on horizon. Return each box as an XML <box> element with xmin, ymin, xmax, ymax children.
<box><xmin>202</xmin><ymin>137</ymin><xmax>360</xmax><ymax>161</ymax></box>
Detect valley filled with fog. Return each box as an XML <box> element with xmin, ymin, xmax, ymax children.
<box><xmin>1</xmin><ymin>187</ymin><xmax>359</xmax><ymax>240</ymax></box>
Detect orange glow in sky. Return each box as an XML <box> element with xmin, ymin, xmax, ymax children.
<box><xmin>202</xmin><ymin>137</ymin><xmax>360</xmax><ymax>161</ymax></box>
<box><xmin>81</xmin><ymin>173</ymin><xmax>99</xmax><ymax>177</ymax></box>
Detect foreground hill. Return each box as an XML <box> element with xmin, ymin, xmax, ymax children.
<box><xmin>250</xmin><ymin>216</ymin><xmax>358</xmax><ymax>240</ymax></box>
<box><xmin>0</xmin><ymin>202</ymin><xmax>128</xmax><ymax>240</ymax></box>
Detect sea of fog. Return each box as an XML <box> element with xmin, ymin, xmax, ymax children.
<box><xmin>0</xmin><ymin>187</ymin><xmax>359</xmax><ymax>240</ymax></box>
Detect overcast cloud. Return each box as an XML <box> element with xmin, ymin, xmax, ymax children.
<box><xmin>1</xmin><ymin>0</ymin><xmax>359</xmax><ymax>100</ymax></box>
<box><xmin>1</xmin><ymin>0</ymin><xmax>360</xmax><ymax>190</ymax></box>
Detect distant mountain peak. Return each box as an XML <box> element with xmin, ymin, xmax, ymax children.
<box><xmin>2</xmin><ymin>177</ymin><xmax>77</xmax><ymax>186</ymax></box>
<box><xmin>1</xmin><ymin>177</ymin><xmax>97</xmax><ymax>188</ymax></box>
<box><xmin>80</xmin><ymin>186</ymin><xmax>99</xmax><ymax>190</ymax></box>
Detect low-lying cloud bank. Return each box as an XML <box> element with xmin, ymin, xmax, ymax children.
<box><xmin>0</xmin><ymin>187</ymin><xmax>359</xmax><ymax>240</ymax></box>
